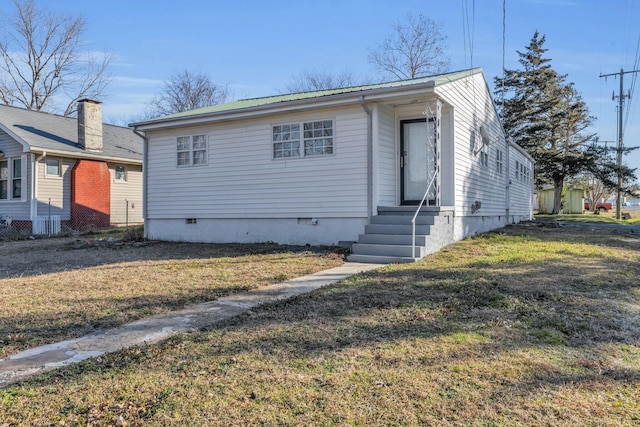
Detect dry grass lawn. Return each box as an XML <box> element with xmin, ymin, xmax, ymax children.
<box><xmin>1</xmin><ymin>223</ymin><xmax>639</xmax><ymax>426</ymax></box>
<box><xmin>0</xmin><ymin>237</ymin><xmax>345</xmax><ymax>358</ymax></box>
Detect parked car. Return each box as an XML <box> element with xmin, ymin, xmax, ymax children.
<box><xmin>584</xmin><ymin>202</ymin><xmax>613</xmax><ymax>212</ymax></box>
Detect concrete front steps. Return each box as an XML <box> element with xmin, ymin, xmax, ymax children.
<box><xmin>348</xmin><ymin>206</ymin><xmax>441</xmax><ymax>264</ymax></box>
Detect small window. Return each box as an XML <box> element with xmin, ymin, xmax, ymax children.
<box><xmin>45</xmin><ymin>158</ymin><xmax>61</xmax><ymax>177</ymax></box>
<box><xmin>177</xmin><ymin>134</ymin><xmax>208</xmax><ymax>167</ymax></box>
<box><xmin>114</xmin><ymin>165</ymin><xmax>126</xmax><ymax>181</ymax></box>
<box><xmin>515</xmin><ymin>161</ymin><xmax>520</xmax><ymax>181</ymax></box>
<box><xmin>496</xmin><ymin>150</ymin><xmax>504</xmax><ymax>175</ymax></box>
<box><xmin>480</xmin><ymin>149</ymin><xmax>489</xmax><ymax>167</ymax></box>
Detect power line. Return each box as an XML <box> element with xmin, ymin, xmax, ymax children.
<box><xmin>599</xmin><ymin>68</ymin><xmax>640</xmax><ymax>219</ymax></box>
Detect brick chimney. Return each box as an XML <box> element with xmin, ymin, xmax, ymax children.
<box><xmin>77</xmin><ymin>99</ymin><xmax>103</xmax><ymax>152</ymax></box>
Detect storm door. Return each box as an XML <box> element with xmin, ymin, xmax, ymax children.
<box><xmin>400</xmin><ymin>118</ymin><xmax>437</xmax><ymax>205</ymax></box>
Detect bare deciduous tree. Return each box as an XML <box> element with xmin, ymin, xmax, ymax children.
<box><xmin>369</xmin><ymin>13</ymin><xmax>450</xmax><ymax>80</ymax></box>
<box><xmin>146</xmin><ymin>70</ymin><xmax>228</xmax><ymax>117</ymax></box>
<box><xmin>0</xmin><ymin>0</ymin><xmax>112</xmax><ymax>116</ymax></box>
<box><xmin>283</xmin><ymin>70</ymin><xmax>364</xmax><ymax>93</ymax></box>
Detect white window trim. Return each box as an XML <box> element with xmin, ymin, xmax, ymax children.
<box><xmin>177</xmin><ymin>134</ymin><xmax>208</xmax><ymax>167</ymax></box>
<box><xmin>0</xmin><ymin>155</ymin><xmax>26</xmax><ymax>202</ymax></box>
<box><xmin>44</xmin><ymin>157</ymin><xmax>62</xmax><ymax>178</ymax></box>
<box><xmin>480</xmin><ymin>147</ymin><xmax>489</xmax><ymax>168</ymax></box>
<box><xmin>114</xmin><ymin>164</ymin><xmax>127</xmax><ymax>183</ymax></box>
<box><xmin>272</xmin><ymin>119</ymin><xmax>335</xmax><ymax>160</ymax></box>
<box><xmin>496</xmin><ymin>149</ymin><xmax>504</xmax><ymax>175</ymax></box>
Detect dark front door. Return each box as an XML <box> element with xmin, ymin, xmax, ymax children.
<box><xmin>400</xmin><ymin>119</ymin><xmax>436</xmax><ymax>205</ymax></box>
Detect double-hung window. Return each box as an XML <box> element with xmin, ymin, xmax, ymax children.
<box><xmin>12</xmin><ymin>159</ymin><xmax>21</xmax><ymax>198</ymax></box>
<box><xmin>177</xmin><ymin>134</ymin><xmax>208</xmax><ymax>167</ymax></box>
<box><xmin>0</xmin><ymin>160</ymin><xmax>7</xmax><ymax>199</ymax></box>
<box><xmin>496</xmin><ymin>149</ymin><xmax>504</xmax><ymax>175</ymax></box>
<box><xmin>480</xmin><ymin>148</ymin><xmax>489</xmax><ymax>167</ymax></box>
<box><xmin>273</xmin><ymin>120</ymin><xmax>333</xmax><ymax>159</ymax></box>
<box><xmin>0</xmin><ymin>157</ymin><xmax>22</xmax><ymax>200</ymax></box>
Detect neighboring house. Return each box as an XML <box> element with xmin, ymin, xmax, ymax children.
<box><xmin>537</xmin><ymin>187</ymin><xmax>584</xmax><ymax>214</ymax></box>
<box><xmin>131</xmin><ymin>68</ymin><xmax>534</xmax><ymax>262</ymax></box>
<box><xmin>0</xmin><ymin>99</ymin><xmax>143</xmax><ymax>233</ymax></box>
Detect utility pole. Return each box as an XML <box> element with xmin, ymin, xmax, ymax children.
<box><xmin>599</xmin><ymin>68</ymin><xmax>640</xmax><ymax>219</ymax></box>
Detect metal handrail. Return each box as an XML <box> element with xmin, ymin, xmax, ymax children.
<box><xmin>411</xmin><ymin>172</ymin><xmax>437</xmax><ymax>259</ymax></box>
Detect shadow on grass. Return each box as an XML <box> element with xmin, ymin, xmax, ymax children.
<box><xmin>17</xmin><ymin>225</ymin><xmax>639</xmax><ymax>397</ymax></box>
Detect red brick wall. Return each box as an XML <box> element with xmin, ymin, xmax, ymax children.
<box><xmin>71</xmin><ymin>160</ymin><xmax>111</xmax><ymax>228</ymax></box>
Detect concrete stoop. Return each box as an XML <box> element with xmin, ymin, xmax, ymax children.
<box><xmin>348</xmin><ymin>206</ymin><xmax>454</xmax><ymax>264</ymax></box>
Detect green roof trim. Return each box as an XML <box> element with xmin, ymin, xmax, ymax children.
<box><xmin>134</xmin><ymin>68</ymin><xmax>483</xmax><ymax>125</ymax></box>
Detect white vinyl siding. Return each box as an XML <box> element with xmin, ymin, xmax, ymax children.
<box><xmin>509</xmin><ymin>148</ymin><xmax>534</xmax><ymax>215</ymax></box>
<box><xmin>146</xmin><ymin>105</ymin><xmax>368</xmax><ymax>219</ymax></box>
<box><xmin>0</xmin><ymin>130</ymin><xmax>29</xmax><ymax>219</ymax></box>
<box><xmin>109</xmin><ymin>163</ymin><xmax>143</xmax><ymax>225</ymax></box>
<box><xmin>35</xmin><ymin>157</ymin><xmax>75</xmax><ymax>220</ymax></box>
<box><xmin>376</xmin><ymin>104</ymin><xmax>396</xmax><ymax>206</ymax></box>
<box><xmin>436</xmin><ymin>72</ymin><xmax>512</xmax><ymax>216</ymax></box>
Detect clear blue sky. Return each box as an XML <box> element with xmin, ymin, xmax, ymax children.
<box><xmin>7</xmin><ymin>0</ymin><xmax>640</xmax><ymax>172</ymax></box>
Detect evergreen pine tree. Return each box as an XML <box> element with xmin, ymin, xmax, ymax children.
<box><xmin>495</xmin><ymin>32</ymin><xmax>595</xmax><ymax>214</ymax></box>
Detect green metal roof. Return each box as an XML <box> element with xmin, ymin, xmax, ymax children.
<box><xmin>135</xmin><ymin>68</ymin><xmax>483</xmax><ymax>125</ymax></box>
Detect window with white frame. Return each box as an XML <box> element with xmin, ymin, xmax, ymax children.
<box><xmin>0</xmin><ymin>157</ymin><xmax>22</xmax><ymax>200</ymax></box>
<box><xmin>0</xmin><ymin>160</ymin><xmax>7</xmax><ymax>200</ymax></box>
<box><xmin>513</xmin><ymin>160</ymin><xmax>531</xmax><ymax>184</ymax></box>
<box><xmin>45</xmin><ymin>157</ymin><xmax>61</xmax><ymax>177</ymax></box>
<box><xmin>496</xmin><ymin>149</ymin><xmax>504</xmax><ymax>175</ymax></box>
<box><xmin>273</xmin><ymin>120</ymin><xmax>333</xmax><ymax>159</ymax></box>
<box><xmin>114</xmin><ymin>165</ymin><xmax>126</xmax><ymax>181</ymax></box>
<box><xmin>12</xmin><ymin>159</ymin><xmax>21</xmax><ymax>198</ymax></box>
<box><xmin>480</xmin><ymin>148</ymin><xmax>489</xmax><ymax>167</ymax></box>
<box><xmin>177</xmin><ymin>134</ymin><xmax>207</xmax><ymax>167</ymax></box>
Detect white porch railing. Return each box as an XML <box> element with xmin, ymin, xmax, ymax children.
<box><xmin>33</xmin><ymin>215</ymin><xmax>61</xmax><ymax>236</ymax></box>
<box><xmin>411</xmin><ymin>173</ymin><xmax>438</xmax><ymax>259</ymax></box>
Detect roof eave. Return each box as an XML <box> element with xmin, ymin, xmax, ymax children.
<box><xmin>28</xmin><ymin>147</ymin><xmax>143</xmax><ymax>164</ymax></box>
<box><xmin>131</xmin><ymin>81</ymin><xmax>437</xmax><ymax>131</ymax></box>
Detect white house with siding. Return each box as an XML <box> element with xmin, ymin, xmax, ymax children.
<box><xmin>131</xmin><ymin>68</ymin><xmax>534</xmax><ymax>262</ymax></box>
<box><xmin>0</xmin><ymin>100</ymin><xmax>143</xmax><ymax>233</ymax></box>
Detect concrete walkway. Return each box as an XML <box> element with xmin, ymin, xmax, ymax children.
<box><xmin>0</xmin><ymin>262</ymin><xmax>384</xmax><ymax>388</ymax></box>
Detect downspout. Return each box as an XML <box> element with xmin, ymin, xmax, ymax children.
<box><xmin>31</xmin><ymin>151</ymin><xmax>46</xmax><ymax>221</ymax></box>
<box><xmin>132</xmin><ymin>129</ymin><xmax>148</xmax><ymax>231</ymax></box>
<box><xmin>359</xmin><ymin>96</ymin><xmax>373</xmax><ymax>217</ymax></box>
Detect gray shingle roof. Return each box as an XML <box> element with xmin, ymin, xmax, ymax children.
<box><xmin>0</xmin><ymin>104</ymin><xmax>142</xmax><ymax>163</ymax></box>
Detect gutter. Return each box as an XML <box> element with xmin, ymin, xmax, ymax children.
<box><xmin>359</xmin><ymin>96</ymin><xmax>373</xmax><ymax>217</ymax></box>
<box><xmin>133</xmin><ymin>129</ymin><xmax>148</xmax><ymax>228</ymax></box>
<box><xmin>29</xmin><ymin>148</ymin><xmax>142</xmax><ymax>165</ymax></box>
<box><xmin>132</xmin><ymin>81</ymin><xmax>437</xmax><ymax>131</ymax></box>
